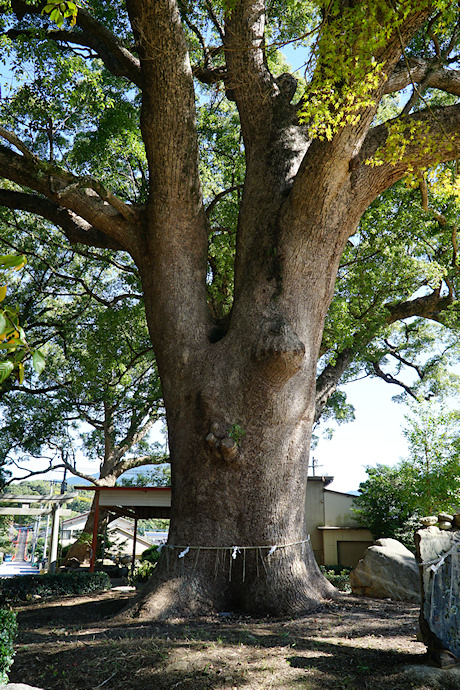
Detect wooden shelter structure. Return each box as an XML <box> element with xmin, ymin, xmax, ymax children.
<box><xmin>76</xmin><ymin>486</ymin><xmax>171</xmax><ymax>572</ymax></box>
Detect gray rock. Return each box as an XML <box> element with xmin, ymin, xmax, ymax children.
<box><xmin>438</xmin><ymin>513</ymin><xmax>454</xmax><ymax>523</ymax></box>
<box><xmin>350</xmin><ymin>537</ymin><xmax>421</xmax><ymax>603</ymax></box>
<box><xmin>0</xmin><ymin>685</ymin><xmax>44</xmax><ymax>689</ymax></box>
<box><xmin>416</xmin><ymin>527</ymin><xmax>460</xmax><ymax>663</ymax></box>
<box><xmin>439</xmin><ymin>521</ymin><xmax>452</xmax><ymax>530</ymax></box>
<box><xmin>402</xmin><ymin>665</ymin><xmax>460</xmax><ymax>689</ymax></box>
<box><xmin>421</xmin><ymin>516</ymin><xmax>438</xmax><ymax>526</ymax></box>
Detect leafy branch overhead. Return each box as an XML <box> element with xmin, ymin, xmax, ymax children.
<box><xmin>0</xmin><ymin>254</ymin><xmax>45</xmax><ymax>385</ymax></box>
<box><xmin>42</xmin><ymin>1</ymin><xmax>78</xmax><ymax>28</ymax></box>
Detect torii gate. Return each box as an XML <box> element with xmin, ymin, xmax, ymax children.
<box><xmin>0</xmin><ymin>492</ymin><xmax>76</xmax><ymax>573</ymax></box>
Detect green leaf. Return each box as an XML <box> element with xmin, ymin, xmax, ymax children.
<box><xmin>32</xmin><ymin>350</ymin><xmax>46</xmax><ymax>375</ymax></box>
<box><xmin>0</xmin><ymin>255</ymin><xmax>26</xmax><ymax>270</ymax></box>
<box><xmin>0</xmin><ymin>315</ymin><xmax>6</xmax><ymax>335</ymax></box>
<box><xmin>0</xmin><ymin>362</ymin><xmax>14</xmax><ymax>383</ymax></box>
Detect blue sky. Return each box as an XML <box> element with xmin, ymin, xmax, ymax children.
<box><xmin>314</xmin><ymin>376</ymin><xmax>409</xmax><ymax>493</ymax></box>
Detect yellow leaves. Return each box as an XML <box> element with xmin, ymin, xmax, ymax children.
<box><xmin>0</xmin><ymin>254</ymin><xmax>45</xmax><ymax>385</ymax></box>
<box><xmin>299</xmin><ymin>58</ymin><xmax>385</xmax><ymax>142</ymax></box>
<box><xmin>427</xmin><ymin>168</ymin><xmax>460</xmax><ymax>203</ymax></box>
<box><xmin>367</xmin><ymin>119</ymin><xmax>441</xmax><ymax>173</ymax></box>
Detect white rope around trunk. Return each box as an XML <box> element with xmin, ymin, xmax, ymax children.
<box><xmin>158</xmin><ymin>537</ymin><xmax>311</xmax><ymax>582</ymax></box>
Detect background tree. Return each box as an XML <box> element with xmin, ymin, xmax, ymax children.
<box><xmin>0</xmin><ymin>216</ymin><xmax>166</xmax><ymax>561</ymax></box>
<box><xmin>352</xmin><ymin>464</ymin><xmax>420</xmax><ymax>549</ymax></box>
<box><xmin>2</xmin><ymin>1</ymin><xmax>460</xmax><ymax>619</ymax></box>
<box><xmin>402</xmin><ymin>400</ymin><xmax>460</xmax><ymax>514</ymax></box>
<box><xmin>353</xmin><ymin>401</ymin><xmax>460</xmax><ymax>548</ymax></box>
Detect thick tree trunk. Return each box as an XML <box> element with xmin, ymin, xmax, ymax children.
<box><xmin>126</xmin><ymin>409</ymin><xmax>336</xmax><ymax>619</ymax></box>
<box><xmin>123</xmin><ymin>240</ymin><xmax>342</xmax><ymax>618</ymax></box>
<box><xmin>120</xmin><ymin>0</ymin><xmax>432</xmax><ymax>622</ymax></box>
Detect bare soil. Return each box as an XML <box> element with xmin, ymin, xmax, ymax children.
<box><xmin>9</xmin><ymin>588</ymin><xmax>435</xmax><ymax>689</ymax></box>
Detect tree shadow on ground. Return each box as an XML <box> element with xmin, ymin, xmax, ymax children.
<box><xmin>11</xmin><ymin>592</ymin><xmax>430</xmax><ymax>690</ymax></box>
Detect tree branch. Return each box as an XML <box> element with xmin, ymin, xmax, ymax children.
<box><xmin>315</xmin><ymin>281</ymin><xmax>457</xmax><ymax>421</ymax></box>
<box><xmin>0</xmin><ymin>143</ymin><xmax>142</xmax><ymax>256</ymax></box>
<box><xmin>113</xmin><ymin>452</ymin><xmax>168</xmax><ymax>477</ymax></box>
<box><xmin>125</xmin><ymin>0</ymin><xmax>210</xmax><ymax>348</ymax></box>
<box><xmin>385</xmin><ymin>58</ymin><xmax>460</xmax><ymax>98</ymax></box>
<box><xmin>4</xmin><ymin>1</ymin><xmax>141</xmax><ymax>87</ymax></box>
<box><xmin>356</xmin><ymin>104</ymin><xmax>460</xmax><ymax>208</ymax></box>
<box><xmin>315</xmin><ymin>348</ymin><xmax>354</xmax><ymax>423</ymax></box>
<box><xmin>371</xmin><ymin>361</ymin><xmax>419</xmax><ymax>400</ymax></box>
<box><xmin>224</xmin><ymin>0</ymin><xmax>275</xmax><ymax>146</ymax></box>
<box><xmin>0</xmin><ymin>189</ymin><xmax>126</xmax><ymax>251</ymax></box>
<box><xmin>205</xmin><ymin>184</ymin><xmax>243</xmax><ymax>219</ymax></box>
<box><xmin>192</xmin><ymin>64</ymin><xmax>228</xmax><ymax>85</ymax></box>
<box><xmin>385</xmin><ymin>286</ymin><xmax>454</xmax><ymax>324</ymax></box>
<box><xmin>114</xmin><ymin>413</ymin><xmax>161</xmax><ymax>465</ymax></box>
<box><xmin>383</xmin><ymin>339</ymin><xmax>425</xmax><ymax>380</ymax></box>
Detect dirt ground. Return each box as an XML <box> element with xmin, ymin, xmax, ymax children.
<box><xmin>8</xmin><ymin>588</ymin><xmax>446</xmax><ymax>689</ymax></box>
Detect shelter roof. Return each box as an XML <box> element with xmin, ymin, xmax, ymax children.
<box><xmin>76</xmin><ymin>486</ymin><xmax>171</xmax><ymax>520</ymax></box>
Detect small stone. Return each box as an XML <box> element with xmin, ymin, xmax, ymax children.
<box><xmin>439</xmin><ymin>512</ymin><xmax>454</xmax><ymax>523</ymax></box>
<box><xmin>439</xmin><ymin>521</ymin><xmax>452</xmax><ymax>531</ymax></box>
<box><xmin>220</xmin><ymin>437</ymin><xmax>238</xmax><ymax>460</ymax></box>
<box><xmin>210</xmin><ymin>421</ymin><xmax>220</xmax><ymax>434</ymax></box>
<box><xmin>206</xmin><ymin>432</ymin><xmax>217</xmax><ymax>447</ymax></box>
<box><xmin>420</xmin><ymin>516</ymin><xmax>438</xmax><ymax>526</ymax></box>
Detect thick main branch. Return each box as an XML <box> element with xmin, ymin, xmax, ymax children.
<box><xmin>5</xmin><ymin>0</ymin><xmax>141</xmax><ymax>86</ymax></box>
<box><xmin>0</xmin><ymin>144</ymin><xmax>142</xmax><ymax>256</ymax></box>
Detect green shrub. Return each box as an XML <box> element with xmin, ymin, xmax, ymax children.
<box><xmin>140</xmin><ymin>544</ymin><xmax>161</xmax><ymax>564</ymax></box>
<box><xmin>0</xmin><ymin>609</ymin><xmax>17</xmax><ymax>684</ymax></box>
<box><xmin>0</xmin><ymin>571</ymin><xmax>111</xmax><ymax>604</ymax></box>
<box><xmin>320</xmin><ymin>565</ymin><xmax>352</xmax><ymax>592</ymax></box>
<box><xmin>132</xmin><ymin>560</ymin><xmax>156</xmax><ymax>583</ymax></box>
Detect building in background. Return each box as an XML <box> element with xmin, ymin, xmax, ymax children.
<box><xmin>61</xmin><ymin>513</ymin><xmax>154</xmax><ymax>559</ymax></box>
<box><xmin>305</xmin><ymin>476</ymin><xmax>373</xmax><ymax>567</ymax></box>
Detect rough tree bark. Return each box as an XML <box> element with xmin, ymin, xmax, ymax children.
<box><xmin>2</xmin><ymin>0</ymin><xmax>460</xmax><ymax>618</ymax></box>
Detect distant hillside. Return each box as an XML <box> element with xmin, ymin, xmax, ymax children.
<box><xmin>66</xmin><ymin>476</ymin><xmax>97</xmax><ymax>486</ymax></box>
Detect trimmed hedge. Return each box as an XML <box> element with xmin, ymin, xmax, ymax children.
<box><xmin>0</xmin><ymin>609</ymin><xmax>17</xmax><ymax>684</ymax></box>
<box><xmin>0</xmin><ymin>571</ymin><xmax>111</xmax><ymax>604</ymax></box>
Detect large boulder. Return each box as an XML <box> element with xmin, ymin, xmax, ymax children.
<box><xmin>350</xmin><ymin>537</ymin><xmax>421</xmax><ymax>603</ymax></box>
<box><xmin>416</xmin><ymin>526</ymin><xmax>460</xmax><ymax>666</ymax></box>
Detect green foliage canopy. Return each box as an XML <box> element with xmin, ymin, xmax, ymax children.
<box><xmin>353</xmin><ymin>402</ymin><xmax>460</xmax><ymax>548</ymax></box>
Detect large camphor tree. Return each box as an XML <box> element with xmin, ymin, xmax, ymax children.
<box><xmin>2</xmin><ymin>0</ymin><xmax>460</xmax><ymax>618</ymax></box>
